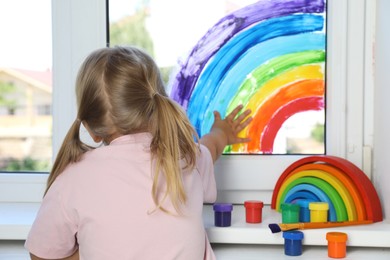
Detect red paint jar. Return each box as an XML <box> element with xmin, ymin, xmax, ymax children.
<box><xmin>244</xmin><ymin>200</ymin><xmax>264</xmax><ymax>223</ymax></box>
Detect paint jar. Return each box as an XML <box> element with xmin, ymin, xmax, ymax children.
<box><xmin>213</xmin><ymin>203</ymin><xmax>233</xmax><ymax>227</ymax></box>
<box><xmin>281</xmin><ymin>203</ymin><xmax>300</xmax><ymax>223</ymax></box>
<box><xmin>244</xmin><ymin>200</ymin><xmax>264</xmax><ymax>223</ymax></box>
<box><xmin>283</xmin><ymin>230</ymin><xmax>304</xmax><ymax>256</ymax></box>
<box><xmin>309</xmin><ymin>202</ymin><xmax>329</xmax><ymax>222</ymax></box>
<box><xmin>296</xmin><ymin>199</ymin><xmax>313</xmax><ymax>222</ymax></box>
<box><xmin>326</xmin><ymin>232</ymin><xmax>348</xmax><ymax>258</ymax></box>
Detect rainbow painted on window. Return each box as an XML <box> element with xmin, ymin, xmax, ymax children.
<box><xmin>170</xmin><ymin>0</ymin><xmax>326</xmax><ymax>154</ymax></box>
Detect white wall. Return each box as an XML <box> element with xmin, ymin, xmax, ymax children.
<box><xmin>373</xmin><ymin>0</ymin><xmax>390</xmax><ymax>222</ymax></box>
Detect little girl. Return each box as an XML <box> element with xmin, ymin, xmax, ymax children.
<box><xmin>25</xmin><ymin>46</ymin><xmax>252</xmax><ymax>260</ymax></box>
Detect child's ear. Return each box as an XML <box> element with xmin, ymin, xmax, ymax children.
<box><xmin>82</xmin><ymin>121</ymin><xmax>103</xmax><ymax>143</ymax></box>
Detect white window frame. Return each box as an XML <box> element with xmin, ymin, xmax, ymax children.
<box><xmin>0</xmin><ymin>0</ymin><xmax>374</xmax><ymax>204</ymax></box>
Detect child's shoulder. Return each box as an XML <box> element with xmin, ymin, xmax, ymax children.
<box><xmin>199</xmin><ymin>143</ymin><xmax>212</xmax><ymax>158</ymax></box>
<box><xmin>58</xmin><ymin>146</ymin><xmax>111</xmax><ymax>176</ymax></box>
<box><xmin>197</xmin><ymin>143</ymin><xmax>213</xmax><ymax>167</ymax></box>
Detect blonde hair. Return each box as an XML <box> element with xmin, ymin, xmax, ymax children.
<box><xmin>46</xmin><ymin>46</ymin><xmax>199</xmax><ymax>213</ymax></box>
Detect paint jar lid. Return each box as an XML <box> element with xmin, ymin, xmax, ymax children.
<box><xmin>326</xmin><ymin>232</ymin><xmax>348</xmax><ymax>242</ymax></box>
<box><xmin>244</xmin><ymin>200</ymin><xmax>264</xmax><ymax>209</ymax></box>
<box><xmin>213</xmin><ymin>203</ymin><xmax>233</xmax><ymax>212</ymax></box>
<box><xmin>309</xmin><ymin>202</ymin><xmax>329</xmax><ymax>210</ymax></box>
<box><xmin>283</xmin><ymin>230</ymin><xmax>304</xmax><ymax>240</ymax></box>
<box><xmin>281</xmin><ymin>203</ymin><xmax>300</xmax><ymax>212</ymax></box>
<box><xmin>295</xmin><ymin>199</ymin><xmax>314</xmax><ymax>208</ymax></box>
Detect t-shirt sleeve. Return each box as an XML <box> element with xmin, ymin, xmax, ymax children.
<box><xmin>197</xmin><ymin>144</ymin><xmax>217</xmax><ymax>203</ymax></box>
<box><xmin>25</xmin><ymin>176</ymin><xmax>78</xmax><ymax>259</ymax></box>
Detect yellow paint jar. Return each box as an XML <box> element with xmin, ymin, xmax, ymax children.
<box><xmin>309</xmin><ymin>202</ymin><xmax>329</xmax><ymax>222</ymax></box>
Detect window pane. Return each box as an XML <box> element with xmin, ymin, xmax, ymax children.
<box><xmin>0</xmin><ymin>0</ymin><xmax>52</xmax><ymax>171</ymax></box>
<box><xmin>108</xmin><ymin>0</ymin><xmax>326</xmax><ymax>155</ymax></box>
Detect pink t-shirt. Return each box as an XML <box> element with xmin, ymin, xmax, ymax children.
<box><xmin>25</xmin><ymin>133</ymin><xmax>217</xmax><ymax>260</ymax></box>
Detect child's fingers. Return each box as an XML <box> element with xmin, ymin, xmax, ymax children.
<box><xmin>213</xmin><ymin>110</ymin><xmax>222</xmax><ymax>121</ymax></box>
<box><xmin>236</xmin><ymin>117</ymin><xmax>253</xmax><ymax>132</ymax></box>
<box><xmin>231</xmin><ymin>137</ymin><xmax>251</xmax><ymax>144</ymax></box>
<box><xmin>226</xmin><ymin>104</ymin><xmax>244</xmax><ymax>121</ymax></box>
<box><xmin>239</xmin><ymin>137</ymin><xmax>251</xmax><ymax>143</ymax></box>
<box><xmin>234</xmin><ymin>109</ymin><xmax>252</xmax><ymax>124</ymax></box>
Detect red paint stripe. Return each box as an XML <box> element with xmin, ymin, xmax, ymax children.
<box><xmin>260</xmin><ymin>96</ymin><xmax>324</xmax><ymax>153</ymax></box>
<box><xmin>247</xmin><ymin>79</ymin><xmax>324</xmax><ymax>152</ymax></box>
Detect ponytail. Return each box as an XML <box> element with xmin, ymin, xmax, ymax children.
<box><xmin>150</xmin><ymin>93</ymin><xmax>199</xmax><ymax>214</ymax></box>
<box><xmin>45</xmin><ymin>119</ymin><xmax>93</xmax><ymax>195</ymax></box>
<box><xmin>49</xmin><ymin>46</ymin><xmax>200</xmax><ymax>214</ymax></box>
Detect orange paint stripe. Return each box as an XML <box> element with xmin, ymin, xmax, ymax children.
<box><xmin>247</xmin><ymin>79</ymin><xmax>324</xmax><ymax>152</ymax></box>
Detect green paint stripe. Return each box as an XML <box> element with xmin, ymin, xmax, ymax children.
<box><xmin>227</xmin><ymin>50</ymin><xmax>325</xmax><ymax>113</ymax></box>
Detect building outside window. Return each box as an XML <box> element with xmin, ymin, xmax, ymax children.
<box><xmin>0</xmin><ymin>0</ymin><xmax>52</xmax><ymax>172</ymax></box>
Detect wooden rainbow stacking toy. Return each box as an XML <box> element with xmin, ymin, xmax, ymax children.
<box><xmin>271</xmin><ymin>155</ymin><xmax>383</xmax><ymax>223</ymax></box>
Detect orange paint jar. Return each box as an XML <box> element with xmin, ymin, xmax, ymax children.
<box><xmin>326</xmin><ymin>232</ymin><xmax>348</xmax><ymax>258</ymax></box>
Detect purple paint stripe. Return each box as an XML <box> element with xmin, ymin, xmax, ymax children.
<box><xmin>170</xmin><ymin>0</ymin><xmax>325</xmax><ymax>108</ymax></box>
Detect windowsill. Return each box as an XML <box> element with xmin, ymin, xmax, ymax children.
<box><xmin>2</xmin><ymin>241</ymin><xmax>390</xmax><ymax>260</ymax></box>
<box><xmin>1</xmin><ymin>202</ymin><xmax>390</xmax><ymax>248</ymax></box>
<box><xmin>0</xmin><ymin>203</ymin><xmax>40</xmax><ymax>240</ymax></box>
<box><xmin>204</xmin><ymin>204</ymin><xmax>390</xmax><ymax>247</ymax></box>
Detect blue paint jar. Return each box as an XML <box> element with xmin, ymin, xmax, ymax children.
<box><xmin>283</xmin><ymin>230</ymin><xmax>304</xmax><ymax>256</ymax></box>
<box><xmin>213</xmin><ymin>203</ymin><xmax>233</xmax><ymax>227</ymax></box>
<box><xmin>296</xmin><ymin>199</ymin><xmax>313</xmax><ymax>222</ymax></box>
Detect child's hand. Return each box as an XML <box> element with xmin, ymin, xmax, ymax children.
<box><xmin>200</xmin><ymin>105</ymin><xmax>252</xmax><ymax>162</ymax></box>
<box><xmin>211</xmin><ymin>104</ymin><xmax>252</xmax><ymax>145</ymax></box>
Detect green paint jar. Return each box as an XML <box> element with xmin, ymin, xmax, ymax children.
<box><xmin>281</xmin><ymin>203</ymin><xmax>300</xmax><ymax>223</ymax></box>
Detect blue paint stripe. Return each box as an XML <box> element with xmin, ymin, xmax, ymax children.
<box><xmin>170</xmin><ymin>0</ymin><xmax>325</xmax><ymax>107</ymax></box>
<box><xmin>186</xmin><ymin>14</ymin><xmax>325</xmax><ymax>134</ymax></box>
<box><xmin>199</xmin><ymin>34</ymin><xmax>325</xmax><ymax>135</ymax></box>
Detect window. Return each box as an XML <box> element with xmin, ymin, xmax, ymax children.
<box><xmin>108</xmin><ymin>0</ymin><xmax>327</xmax><ymax>155</ymax></box>
<box><xmin>1</xmin><ymin>0</ymin><xmax>373</xmax><ymax>204</ymax></box>
<box><xmin>0</xmin><ymin>0</ymin><xmax>52</xmax><ymax>172</ymax></box>
<box><xmin>106</xmin><ymin>0</ymin><xmax>370</xmax><ymax>203</ymax></box>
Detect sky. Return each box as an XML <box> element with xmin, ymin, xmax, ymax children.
<box><xmin>0</xmin><ymin>0</ymin><xmax>52</xmax><ymax>71</ymax></box>
<box><xmin>110</xmin><ymin>0</ymin><xmax>258</xmax><ymax>67</ymax></box>
<box><xmin>0</xmin><ymin>0</ymin><xmax>255</xmax><ymax>71</ymax></box>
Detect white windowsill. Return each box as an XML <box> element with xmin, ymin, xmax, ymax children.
<box><xmin>0</xmin><ymin>203</ymin><xmax>40</xmax><ymax>240</ymax></box>
<box><xmin>203</xmin><ymin>204</ymin><xmax>390</xmax><ymax>247</ymax></box>
<box><xmin>2</xmin><ymin>241</ymin><xmax>390</xmax><ymax>260</ymax></box>
<box><xmin>2</xmin><ymin>203</ymin><xmax>390</xmax><ymax>258</ymax></box>
<box><xmin>1</xmin><ymin>203</ymin><xmax>390</xmax><ymax>247</ymax></box>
